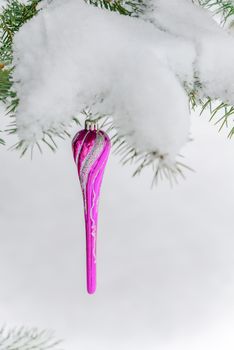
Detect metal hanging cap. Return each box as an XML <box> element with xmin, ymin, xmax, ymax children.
<box><xmin>85</xmin><ymin>119</ymin><xmax>99</xmax><ymax>131</ymax></box>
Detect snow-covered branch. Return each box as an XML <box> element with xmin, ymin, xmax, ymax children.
<box><xmin>1</xmin><ymin>0</ymin><xmax>234</xmax><ymax>181</ymax></box>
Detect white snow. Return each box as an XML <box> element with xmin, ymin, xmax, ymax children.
<box><xmin>142</xmin><ymin>0</ymin><xmax>220</xmax><ymax>39</ymax></box>
<box><xmin>12</xmin><ymin>0</ymin><xmax>234</xmax><ymax>161</ymax></box>
<box><xmin>13</xmin><ymin>0</ymin><xmax>193</xmax><ymax>163</ymax></box>
<box><xmin>142</xmin><ymin>0</ymin><xmax>234</xmax><ymax>103</ymax></box>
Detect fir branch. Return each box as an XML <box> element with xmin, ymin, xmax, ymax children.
<box><xmin>187</xmin><ymin>2</ymin><xmax>234</xmax><ymax>137</ymax></box>
<box><xmin>0</xmin><ymin>0</ymin><xmax>42</xmax><ymax>66</ymax></box>
<box><xmin>87</xmin><ymin>0</ymin><xmax>131</xmax><ymax>15</ymax></box>
<box><xmin>86</xmin><ymin>0</ymin><xmax>144</xmax><ymax>16</ymax></box>
<box><xmin>90</xmin><ymin>114</ymin><xmax>193</xmax><ymax>185</ymax></box>
<box><xmin>198</xmin><ymin>0</ymin><xmax>234</xmax><ymax>23</ymax></box>
<box><xmin>8</xmin><ymin>118</ymin><xmax>79</xmax><ymax>157</ymax></box>
<box><xmin>199</xmin><ymin>98</ymin><xmax>234</xmax><ymax>136</ymax></box>
<box><xmin>0</xmin><ymin>326</ymin><xmax>61</xmax><ymax>350</ymax></box>
<box><xmin>187</xmin><ymin>81</ymin><xmax>234</xmax><ymax>138</ymax></box>
<box><xmin>0</xmin><ymin>0</ymin><xmax>42</xmax><ymax>145</ymax></box>
<box><xmin>0</xmin><ymin>0</ymin><xmax>140</xmax><ymax>148</ymax></box>
<box><xmin>0</xmin><ymin>0</ymin><xmax>232</xmax><ymax>185</ymax></box>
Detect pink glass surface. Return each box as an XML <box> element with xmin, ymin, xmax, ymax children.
<box><xmin>72</xmin><ymin>129</ymin><xmax>111</xmax><ymax>294</ymax></box>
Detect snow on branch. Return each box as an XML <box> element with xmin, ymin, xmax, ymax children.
<box><xmin>9</xmin><ymin>0</ymin><xmax>234</xmax><ymax>172</ymax></box>
<box><xmin>13</xmin><ymin>0</ymin><xmax>191</xmax><ymax>162</ymax></box>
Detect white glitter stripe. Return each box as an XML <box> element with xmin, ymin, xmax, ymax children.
<box><xmin>80</xmin><ymin>133</ymin><xmax>105</xmax><ymax>214</ymax></box>
<box><xmin>75</xmin><ymin>130</ymin><xmax>90</xmax><ymax>166</ymax></box>
<box><xmin>90</xmin><ymin>145</ymin><xmax>109</xmax><ymax>264</ymax></box>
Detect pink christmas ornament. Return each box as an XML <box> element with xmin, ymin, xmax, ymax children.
<box><xmin>72</xmin><ymin>120</ymin><xmax>111</xmax><ymax>294</ymax></box>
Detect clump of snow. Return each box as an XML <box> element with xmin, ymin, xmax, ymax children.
<box><xmin>142</xmin><ymin>0</ymin><xmax>219</xmax><ymax>40</ymax></box>
<box><xmin>12</xmin><ymin>0</ymin><xmax>192</xmax><ymax>161</ymax></box>
<box><xmin>197</xmin><ymin>34</ymin><xmax>234</xmax><ymax>103</ymax></box>
<box><xmin>142</xmin><ymin>0</ymin><xmax>234</xmax><ymax>104</ymax></box>
<box><xmin>12</xmin><ymin>0</ymin><xmax>234</xmax><ymax>162</ymax></box>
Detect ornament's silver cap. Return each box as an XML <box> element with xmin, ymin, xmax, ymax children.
<box><xmin>85</xmin><ymin>119</ymin><xmax>99</xmax><ymax>131</ymax></box>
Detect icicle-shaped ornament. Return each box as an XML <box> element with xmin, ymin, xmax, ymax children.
<box><xmin>72</xmin><ymin>120</ymin><xmax>111</xmax><ymax>294</ymax></box>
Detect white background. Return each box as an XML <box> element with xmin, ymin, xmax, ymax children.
<box><xmin>1</xmin><ymin>109</ymin><xmax>234</xmax><ymax>349</ymax></box>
